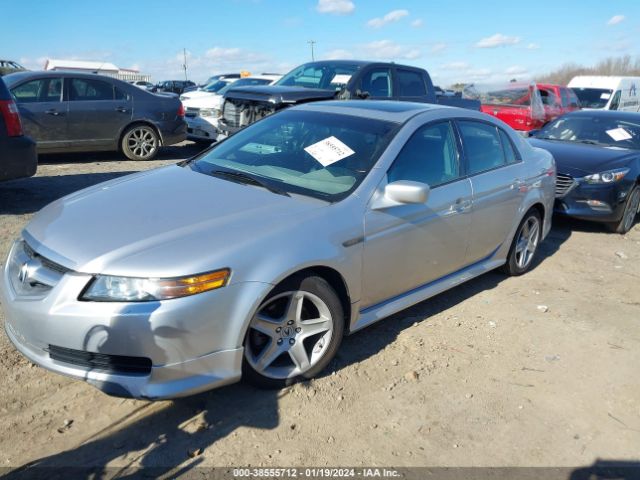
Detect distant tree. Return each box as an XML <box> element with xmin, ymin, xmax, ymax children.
<box><xmin>536</xmin><ymin>55</ymin><xmax>640</xmax><ymax>85</ymax></box>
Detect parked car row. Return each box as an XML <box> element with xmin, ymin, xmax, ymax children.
<box><xmin>1</xmin><ymin>55</ymin><xmax>639</xmax><ymax>400</ymax></box>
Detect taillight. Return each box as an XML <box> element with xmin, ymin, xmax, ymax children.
<box><xmin>0</xmin><ymin>100</ymin><xmax>23</xmax><ymax>137</ymax></box>
<box><xmin>177</xmin><ymin>103</ymin><xmax>185</xmax><ymax>118</ymax></box>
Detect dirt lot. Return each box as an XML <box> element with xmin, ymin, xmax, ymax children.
<box><xmin>0</xmin><ymin>143</ymin><xmax>639</xmax><ymax>475</ymax></box>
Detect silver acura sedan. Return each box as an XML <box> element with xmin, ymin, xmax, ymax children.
<box><xmin>1</xmin><ymin>101</ymin><xmax>555</xmax><ymax>399</ymax></box>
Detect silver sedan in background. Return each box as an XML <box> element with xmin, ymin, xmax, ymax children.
<box><xmin>0</xmin><ymin>101</ymin><xmax>555</xmax><ymax>399</ymax></box>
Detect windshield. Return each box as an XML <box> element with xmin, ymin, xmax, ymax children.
<box><xmin>189</xmin><ymin>109</ymin><xmax>397</xmax><ymax>201</ymax></box>
<box><xmin>537</xmin><ymin>115</ymin><xmax>640</xmax><ymax>149</ymax></box>
<box><xmin>276</xmin><ymin>62</ymin><xmax>361</xmax><ymax>91</ymax></box>
<box><xmin>204</xmin><ymin>80</ymin><xmax>229</xmax><ymax>93</ymax></box>
<box><xmin>217</xmin><ymin>78</ymin><xmax>272</xmax><ymax>96</ymax></box>
<box><xmin>570</xmin><ymin>88</ymin><xmax>612</xmax><ymax>109</ymax></box>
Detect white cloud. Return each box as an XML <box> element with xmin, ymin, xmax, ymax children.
<box><xmin>442</xmin><ymin>61</ymin><xmax>470</xmax><ymax>71</ymax></box>
<box><xmin>362</xmin><ymin>40</ymin><xmax>420</xmax><ymax>60</ymax></box>
<box><xmin>526</xmin><ymin>43</ymin><xmax>540</xmax><ymax>50</ymax></box>
<box><xmin>316</xmin><ymin>0</ymin><xmax>354</xmax><ymax>15</ymax></box>
<box><xmin>505</xmin><ymin>65</ymin><xmax>528</xmax><ymax>75</ymax></box>
<box><xmin>607</xmin><ymin>14</ymin><xmax>625</xmax><ymax>26</ymax></box>
<box><xmin>411</xmin><ymin>18</ymin><xmax>423</xmax><ymax>28</ymax></box>
<box><xmin>367</xmin><ymin>9</ymin><xmax>409</xmax><ymax>28</ymax></box>
<box><xmin>430</xmin><ymin>43</ymin><xmax>447</xmax><ymax>54</ymax></box>
<box><xmin>475</xmin><ymin>33</ymin><xmax>521</xmax><ymax>48</ymax></box>
<box><xmin>323</xmin><ymin>49</ymin><xmax>353</xmax><ymax>60</ymax></box>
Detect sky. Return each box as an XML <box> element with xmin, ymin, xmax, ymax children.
<box><xmin>2</xmin><ymin>0</ymin><xmax>639</xmax><ymax>86</ymax></box>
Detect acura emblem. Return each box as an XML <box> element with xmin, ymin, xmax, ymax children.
<box><xmin>17</xmin><ymin>261</ymin><xmax>34</xmax><ymax>285</ymax></box>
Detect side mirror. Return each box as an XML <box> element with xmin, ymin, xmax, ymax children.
<box><xmin>384</xmin><ymin>180</ymin><xmax>430</xmax><ymax>205</ymax></box>
<box><xmin>527</xmin><ymin>129</ymin><xmax>540</xmax><ymax>138</ymax></box>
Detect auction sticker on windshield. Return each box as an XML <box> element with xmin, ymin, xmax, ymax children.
<box><xmin>304</xmin><ymin>136</ymin><xmax>355</xmax><ymax>167</ymax></box>
<box><xmin>331</xmin><ymin>74</ymin><xmax>352</xmax><ymax>85</ymax></box>
<box><xmin>606</xmin><ymin>128</ymin><xmax>633</xmax><ymax>142</ymax></box>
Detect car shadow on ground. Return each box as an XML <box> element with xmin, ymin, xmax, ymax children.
<box><xmin>36</xmin><ymin>142</ymin><xmax>205</xmax><ymax>165</ymax></box>
<box><xmin>5</xmin><ymin>224</ymin><xmax>573</xmax><ymax>478</ymax></box>
<box><xmin>0</xmin><ymin>172</ymin><xmax>138</xmax><ymax>215</ymax></box>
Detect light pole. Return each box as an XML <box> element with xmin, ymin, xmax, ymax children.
<box><xmin>182</xmin><ymin>48</ymin><xmax>188</xmax><ymax>81</ymax></box>
<box><xmin>307</xmin><ymin>40</ymin><xmax>316</xmax><ymax>61</ymax></box>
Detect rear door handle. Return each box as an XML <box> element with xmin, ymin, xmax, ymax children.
<box><xmin>45</xmin><ymin>109</ymin><xmax>63</xmax><ymax>116</ymax></box>
<box><xmin>115</xmin><ymin>107</ymin><xmax>129</xmax><ymax>113</ymax></box>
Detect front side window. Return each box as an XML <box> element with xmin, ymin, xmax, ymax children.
<box><xmin>12</xmin><ymin>78</ymin><xmax>62</xmax><ymax>103</ymax></box>
<box><xmin>190</xmin><ymin>110</ymin><xmax>397</xmax><ymax>200</ymax></box>
<box><xmin>458</xmin><ymin>121</ymin><xmax>506</xmax><ymax>175</ymax></box>
<box><xmin>387</xmin><ymin>122</ymin><xmax>461</xmax><ymax>187</ymax></box>
<box><xmin>360</xmin><ymin>69</ymin><xmax>392</xmax><ymax>98</ymax></box>
<box><xmin>69</xmin><ymin>78</ymin><xmax>114</xmax><ymax>101</ymax></box>
<box><xmin>560</xmin><ymin>88</ymin><xmax>570</xmax><ymax>108</ymax></box>
<box><xmin>397</xmin><ymin>69</ymin><xmax>427</xmax><ymax>97</ymax></box>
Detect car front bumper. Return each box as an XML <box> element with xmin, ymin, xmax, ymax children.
<box><xmin>554</xmin><ymin>177</ymin><xmax>634</xmax><ymax>223</ymax></box>
<box><xmin>0</xmin><ymin>240</ymin><xmax>271</xmax><ymax>399</ymax></box>
<box><xmin>186</xmin><ymin>115</ymin><xmax>226</xmax><ymax>142</ymax></box>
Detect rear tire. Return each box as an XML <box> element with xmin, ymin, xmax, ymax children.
<box><xmin>242</xmin><ymin>275</ymin><xmax>344</xmax><ymax>389</ymax></box>
<box><xmin>501</xmin><ymin>209</ymin><xmax>542</xmax><ymax>276</ymax></box>
<box><xmin>607</xmin><ymin>185</ymin><xmax>640</xmax><ymax>234</ymax></box>
<box><xmin>121</xmin><ymin>124</ymin><xmax>159</xmax><ymax>161</ymax></box>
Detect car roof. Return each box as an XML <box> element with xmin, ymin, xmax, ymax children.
<box><xmin>293</xmin><ymin>100</ymin><xmax>449</xmax><ymax>123</ymax></box>
<box><xmin>3</xmin><ymin>70</ymin><xmax>127</xmax><ymax>86</ymax></box>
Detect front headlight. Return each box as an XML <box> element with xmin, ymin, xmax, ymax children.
<box><xmin>583</xmin><ymin>168</ymin><xmax>630</xmax><ymax>184</ymax></box>
<box><xmin>200</xmin><ymin>108</ymin><xmax>215</xmax><ymax>117</ymax></box>
<box><xmin>81</xmin><ymin>269</ymin><xmax>230</xmax><ymax>302</ymax></box>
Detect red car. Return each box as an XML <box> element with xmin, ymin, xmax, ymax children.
<box><xmin>464</xmin><ymin>83</ymin><xmax>580</xmax><ymax>132</ymax></box>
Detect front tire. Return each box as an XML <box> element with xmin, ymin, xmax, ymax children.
<box><xmin>121</xmin><ymin>124</ymin><xmax>159</xmax><ymax>161</ymax></box>
<box><xmin>607</xmin><ymin>185</ymin><xmax>640</xmax><ymax>234</ymax></box>
<box><xmin>502</xmin><ymin>209</ymin><xmax>542</xmax><ymax>276</ymax></box>
<box><xmin>242</xmin><ymin>275</ymin><xmax>344</xmax><ymax>389</ymax></box>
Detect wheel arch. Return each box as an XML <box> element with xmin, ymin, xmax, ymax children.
<box><xmin>264</xmin><ymin>265</ymin><xmax>353</xmax><ymax>332</ymax></box>
<box><xmin>118</xmin><ymin>120</ymin><xmax>164</xmax><ymax>150</ymax></box>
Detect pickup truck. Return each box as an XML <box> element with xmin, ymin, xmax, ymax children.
<box><xmin>219</xmin><ymin>60</ymin><xmax>480</xmax><ymax>136</ymax></box>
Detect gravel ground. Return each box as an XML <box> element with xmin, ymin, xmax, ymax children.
<box><xmin>0</xmin><ymin>142</ymin><xmax>639</xmax><ymax>475</ymax></box>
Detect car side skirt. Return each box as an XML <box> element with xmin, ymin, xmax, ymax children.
<box><xmin>350</xmin><ymin>249</ymin><xmax>504</xmax><ymax>334</ymax></box>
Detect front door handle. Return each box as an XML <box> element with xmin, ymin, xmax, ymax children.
<box><xmin>452</xmin><ymin>198</ymin><xmax>472</xmax><ymax>212</ymax></box>
<box><xmin>115</xmin><ymin>107</ymin><xmax>129</xmax><ymax>113</ymax></box>
<box><xmin>45</xmin><ymin>109</ymin><xmax>64</xmax><ymax>116</ymax></box>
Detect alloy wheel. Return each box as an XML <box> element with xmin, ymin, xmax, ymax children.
<box><xmin>126</xmin><ymin>127</ymin><xmax>157</xmax><ymax>159</ymax></box>
<box><xmin>245</xmin><ymin>290</ymin><xmax>334</xmax><ymax>380</ymax></box>
<box><xmin>514</xmin><ymin>216</ymin><xmax>540</xmax><ymax>269</ymax></box>
<box><xmin>623</xmin><ymin>187</ymin><xmax>640</xmax><ymax>232</ymax></box>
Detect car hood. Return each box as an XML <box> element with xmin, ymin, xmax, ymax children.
<box><xmin>529</xmin><ymin>138</ymin><xmax>637</xmax><ymax>176</ymax></box>
<box><xmin>182</xmin><ymin>90</ymin><xmax>218</xmax><ymax>101</ymax></box>
<box><xmin>24</xmin><ymin>165</ymin><xmax>325</xmax><ymax>278</ymax></box>
<box><xmin>183</xmin><ymin>94</ymin><xmax>222</xmax><ymax>109</ymax></box>
<box><xmin>224</xmin><ymin>85</ymin><xmax>337</xmax><ymax>104</ymax></box>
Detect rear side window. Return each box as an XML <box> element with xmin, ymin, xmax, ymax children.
<box><xmin>458</xmin><ymin>121</ymin><xmax>507</xmax><ymax>175</ymax></box>
<box><xmin>397</xmin><ymin>69</ymin><xmax>427</xmax><ymax>97</ymax></box>
<box><xmin>498</xmin><ymin>129</ymin><xmax>519</xmax><ymax>164</ymax></box>
<box><xmin>12</xmin><ymin>78</ymin><xmax>62</xmax><ymax>103</ymax></box>
<box><xmin>387</xmin><ymin>121</ymin><xmax>461</xmax><ymax>187</ymax></box>
<box><xmin>69</xmin><ymin>78</ymin><xmax>115</xmax><ymax>101</ymax></box>
<box><xmin>360</xmin><ymin>68</ymin><xmax>393</xmax><ymax>98</ymax></box>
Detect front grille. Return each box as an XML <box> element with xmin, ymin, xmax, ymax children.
<box><xmin>555</xmin><ymin>173</ymin><xmax>576</xmax><ymax>198</ymax></box>
<box><xmin>8</xmin><ymin>241</ymin><xmax>69</xmax><ymax>297</ymax></box>
<box><xmin>222</xmin><ymin>100</ymin><xmax>240</xmax><ymax>128</ymax></box>
<box><xmin>48</xmin><ymin>345</ymin><xmax>152</xmax><ymax>375</ymax></box>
